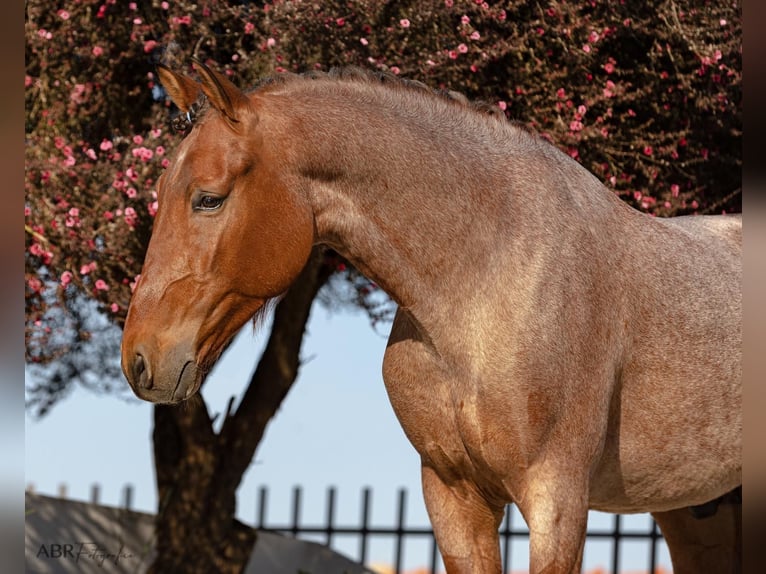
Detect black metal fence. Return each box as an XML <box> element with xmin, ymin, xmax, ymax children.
<box><xmin>34</xmin><ymin>482</ymin><xmax>669</xmax><ymax>573</ymax></box>
<box><xmin>254</xmin><ymin>485</ymin><xmax>668</xmax><ymax>574</ymax></box>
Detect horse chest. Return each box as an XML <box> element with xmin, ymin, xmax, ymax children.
<box><xmin>383</xmin><ymin>329</ymin><xmax>532</xmax><ymax>496</ymax></box>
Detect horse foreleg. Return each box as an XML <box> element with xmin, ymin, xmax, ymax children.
<box><xmin>421</xmin><ymin>464</ymin><xmax>504</xmax><ymax>574</ymax></box>
<box><xmin>652</xmin><ymin>497</ymin><xmax>741</xmax><ymax>574</ymax></box>
<box><xmin>517</xmin><ymin>474</ymin><xmax>589</xmax><ymax>574</ymax></box>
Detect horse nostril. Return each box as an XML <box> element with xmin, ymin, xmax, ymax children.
<box><xmin>133</xmin><ymin>354</ymin><xmax>153</xmax><ymax>390</ymax></box>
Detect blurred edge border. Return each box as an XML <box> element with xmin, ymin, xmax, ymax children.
<box><xmin>13</xmin><ymin>2</ymin><xmax>762</xmax><ymax>574</ymax></box>
<box><xmin>7</xmin><ymin>3</ymin><xmax>26</xmax><ymax>574</ymax></box>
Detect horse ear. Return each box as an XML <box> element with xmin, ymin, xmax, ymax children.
<box><xmin>191</xmin><ymin>57</ymin><xmax>251</xmax><ymax>125</ymax></box>
<box><xmin>156</xmin><ymin>64</ymin><xmax>201</xmax><ymax>113</ymax></box>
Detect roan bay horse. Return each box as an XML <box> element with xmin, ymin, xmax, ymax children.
<box><xmin>121</xmin><ymin>60</ymin><xmax>741</xmax><ymax>573</ymax></box>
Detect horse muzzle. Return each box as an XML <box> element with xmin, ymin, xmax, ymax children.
<box><xmin>122</xmin><ymin>340</ymin><xmax>203</xmax><ymax>404</ymax></box>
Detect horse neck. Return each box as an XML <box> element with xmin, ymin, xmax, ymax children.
<box><xmin>263</xmin><ymin>81</ymin><xmax>618</xmax><ymax>331</ymax></box>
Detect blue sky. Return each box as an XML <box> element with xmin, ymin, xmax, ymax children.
<box><xmin>25</xmin><ymin>304</ymin><xmax>672</xmax><ymax>572</ymax></box>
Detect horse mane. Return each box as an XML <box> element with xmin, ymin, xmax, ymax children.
<box><xmin>170</xmin><ymin>65</ymin><xmax>536</xmax><ymax>137</ymax></box>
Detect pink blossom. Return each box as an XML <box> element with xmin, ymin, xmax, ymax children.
<box><xmin>85</xmin><ymin>148</ymin><xmax>97</xmax><ymax>160</ymax></box>
<box><xmin>64</xmin><ymin>156</ymin><xmax>76</xmax><ymax>167</ymax></box>
<box><xmin>448</xmin><ymin>50</ymin><xmax>458</xmax><ymax>60</ymax></box>
<box><xmin>38</xmin><ymin>29</ymin><xmax>53</xmax><ymax>40</ymax></box>
<box><xmin>57</xmin><ymin>9</ymin><xmax>70</xmax><ymax>20</ymax></box>
<box><xmin>92</xmin><ymin>46</ymin><xmax>104</xmax><ymax>57</ymax></box>
<box><xmin>132</xmin><ymin>146</ymin><xmax>154</xmax><ymax>161</ymax></box>
<box><xmin>25</xmin><ymin>206</ymin><xmax>31</xmax><ymax>217</ymax></box>
<box><xmin>569</xmin><ymin>120</ymin><xmax>583</xmax><ymax>132</ymax></box>
<box><xmin>671</xmin><ymin>184</ymin><xmax>680</xmax><ymax>197</ymax></box>
<box><xmin>457</xmin><ymin>43</ymin><xmax>468</xmax><ymax>54</ymax></box>
<box><xmin>104</xmin><ymin>211</ymin><xmax>114</xmax><ymax>221</ymax></box>
<box><xmin>400</xmin><ymin>19</ymin><xmax>410</xmax><ymax>28</ymax></box>
<box><xmin>100</xmin><ymin>139</ymin><xmax>113</xmax><ymax>151</ymax></box>
<box><xmin>497</xmin><ymin>101</ymin><xmax>507</xmax><ymax>111</ymax></box>
<box><xmin>589</xmin><ymin>31</ymin><xmax>600</xmax><ymax>43</ymax></box>
<box><xmin>25</xmin><ymin>75</ymin><xmax>33</xmax><ymax>88</ymax></box>
<box><xmin>360</xmin><ymin>38</ymin><xmax>369</xmax><ymax>46</ymax></box>
<box><xmin>720</xmin><ymin>19</ymin><xmax>727</xmax><ymax>26</ymax></box>
<box><xmin>80</xmin><ymin>264</ymin><xmax>92</xmax><ymax>275</ymax></box>
<box><xmin>124</xmin><ymin>207</ymin><xmax>138</xmax><ymax>227</ymax></box>
<box><xmin>604</xmin><ymin>62</ymin><xmax>615</xmax><ymax>74</ymax></box>
<box><xmin>470</xmin><ymin>31</ymin><xmax>480</xmax><ymax>40</ymax></box>
<box><xmin>643</xmin><ymin>146</ymin><xmax>653</xmax><ymax>156</ymax></box>
<box><xmin>110</xmin><ymin>303</ymin><xmax>120</xmax><ymax>313</ymax></box>
<box><xmin>390</xmin><ymin>66</ymin><xmax>400</xmax><ymax>75</ymax></box>
<box><xmin>133</xmin><ymin>135</ymin><xmax>144</xmax><ymax>145</ymax></box>
<box><xmin>266</xmin><ymin>37</ymin><xmax>276</xmax><ymax>48</ymax></box>
<box><xmin>244</xmin><ymin>22</ymin><xmax>255</xmax><ymax>34</ymax></box>
<box><xmin>556</xmin><ymin>88</ymin><xmax>566</xmax><ymax>99</ymax></box>
<box><xmin>633</xmin><ymin>191</ymin><xmax>643</xmax><ymax>201</ymax></box>
<box><xmin>161</xmin><ymin>1</ymin><xmax>169</xmax><ymax>9</ymax></box>
<box><xmin>148</xmin><ymin>200</ymin><xmax>159</xmax><ymax>217</ymax></box>
<box><xmin>60</xmin><ymin>271</ymin><xmax>73</xmax><ymax>287</ymax></box>
<box><xmin>95</xmin><ymin>279</ymin><xmax>109</xmax><ymax>291</ymax></box>
<box><xmin>445</xmin><ymin>0</ymin><xmax>454</xmax><ymax>7</ymax></box>
<box><xmin>129</xmin><ymin>2</ymin><xmax>137</xmax><ymax>9</ymax></box>
<box><xmin>577</xmin><ymin>104</ymin><xmax>587</xmax><ymax>116</ymax></box>
<box><xmin>582</xmin><ymin>44</ymin><xmax>591</xmax><ymax>53</ymax></box>
<box><xmin>155</xmin><ymin>145</ymin><xmax>165</xmax><ymax>155</ymax></box>
<box><xmin>143</xmin><ymin>40</ymin><xmax>158</xmax><ymax>54</ymax></box>
<box><xmin>336</xmin><ymin>17</ymin><xmax>345</xmax><ymax>26</ymax></box>
<box><xmin>126</xmin><ymin>187</ymin><xmax>137</xmax><ymax>198</ymax></box>
<box><xmin>461</xmin><ymin>15</ymin><xmax>470</xmax><ymax>24</ymax></box>
<box><xmin>27</xmin><ymin>277</ymin><xmax>43</xmax><ymax>293</ymax></box>
<box><xmin>133</xmin><ymin>18</ymin><xmax>142</xmax><ymax>25</ymax></box>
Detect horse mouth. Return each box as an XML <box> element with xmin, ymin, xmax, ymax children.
<box><xmin>172</xmin><ymin>360</ymin><xmax>203</xmax><ymax>402</ymax></box>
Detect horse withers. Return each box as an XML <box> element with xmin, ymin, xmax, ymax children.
<box><xmin>121</xmin><ymin>60</ymin><xmax>741</xmax><ymax>573</ymax></box>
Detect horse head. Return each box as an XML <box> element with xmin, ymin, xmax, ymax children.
<box><xmin>121</xmin><ymin>61</ymin><xmax>314</xmax><ymax>403</ymax></box>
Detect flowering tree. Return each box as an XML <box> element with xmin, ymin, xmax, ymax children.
<box><xmin>26</xmin><ymin>0</ymin><xmax>740</xmax><ymax>570</ymax></box>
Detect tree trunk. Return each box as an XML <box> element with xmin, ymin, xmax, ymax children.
<box><xmin>149</xmin><ymin>247</ymin><xmax>333</xmax><ymax>573</ymax></box>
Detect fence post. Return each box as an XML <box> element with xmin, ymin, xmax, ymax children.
<box><xmin>291</xmin><ymin>486</ymin><xmax>302</xmax><ymax>536</ymax></box>
<box><xmin>325</xmin><ymin>486</ymin><xmax>337</xmax><ymax>546</ymax></box>
<box><xmin>394</xmin><ymin>488</ymin><xmax>407</xmax><ymax>574</ymax></box>
<box><xmin>359</xmin><ymin>487</ymin><xmax>371</xmax><ymax>564</ymax></box>
<box><xmin>122</xmin><ymin>484</ymin><xmax>133</xmax><ymax>510</ymax></box>
<box><xmin>257</xmin><ymin>486</ymin><xmax>268</xmax><ymax>528</ymax></box>
<box><xmin>611</xmin><ymin>513</ymin><xmax>622</xmax><ymax>573</ymax></box>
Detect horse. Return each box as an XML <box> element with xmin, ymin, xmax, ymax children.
<box><xmin>121</xmin><ymin>59</ymin><xmax>742</xmax><ymax>573</ymax></box>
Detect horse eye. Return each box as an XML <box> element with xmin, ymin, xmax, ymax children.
<box><xmin>195</xmin><ymin>195</ymin><xmax>225</xmax><ymax>211</ymax></box>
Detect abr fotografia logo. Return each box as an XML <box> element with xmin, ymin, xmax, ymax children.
<box><xmin>35</xmin><ymin>542</ymin><xmax>135</xmax><ymax>567</ymax></box>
